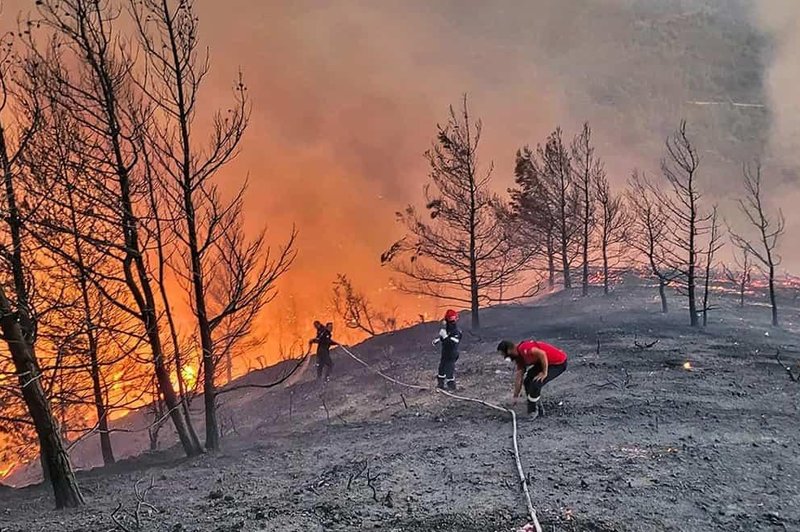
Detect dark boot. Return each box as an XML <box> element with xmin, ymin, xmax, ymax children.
<box><xmin>436</xmin><ymin>376</ymin><xmax>445</xmax><ymax>389</ymax></box>
<box><xmin>526</xmin><ymin>399</ymin><xmax>540</xmax><ymax>419</ymax></box>
<box><xmin>446</xmin><ymin>380</ymin><xmax>457</xmax><ymax>392</ymax></box>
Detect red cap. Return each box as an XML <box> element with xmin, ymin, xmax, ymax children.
<box><xmin>444</xmin><ymin>309</ymin><xmax>458</xmax><ymax>322</ymax></box>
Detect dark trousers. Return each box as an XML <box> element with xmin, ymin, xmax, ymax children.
<box><xmin>437</xmin><ymin>352</ymin><xmax>458</xmax><ymax>388</ymax></box>
<box><xmin>523</xmin><ymin>361</ymin><xmax>567</xmax><ymax>412</ymax></box>
<box><xmin>317</xmin><ymin>351</ymin><xmax>332</xmax><ymax>380</ymax></box>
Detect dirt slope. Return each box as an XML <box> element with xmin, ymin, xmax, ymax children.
<box><xmin>1</xmin><ymin>280</ymin><xmax>799</xmax><ymax>532</ymax></box>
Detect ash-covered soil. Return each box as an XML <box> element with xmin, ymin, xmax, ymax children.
<box><xmin>2</xmin><ymin>281</ymin><xmax>800</xmax><ymax>532</ymax></box>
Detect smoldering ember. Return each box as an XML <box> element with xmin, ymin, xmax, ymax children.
<box><xmin>1</xmin><ymin>1</ymin><xmax>799</xmax><ymax>531</ymax></box>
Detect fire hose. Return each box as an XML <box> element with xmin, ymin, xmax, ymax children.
<box><xmin>338</xmin><ymin>345</ymin><xmax>543</xmax><ymax>532</ymax></box>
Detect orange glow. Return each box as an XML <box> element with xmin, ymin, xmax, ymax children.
<box><xmin>683</xmin><ymin>362</ymin><xmax>693</xmax><ymax>370</ymax></box>
<box><xmin>178</xmin><ymin>365</ymin><xmax>198</xmax><ymax>391</ymax></box>
<box><xmin>3</xmin><ymin>0</ymin><xmax>800</xmax><ymax>485</ymax></box>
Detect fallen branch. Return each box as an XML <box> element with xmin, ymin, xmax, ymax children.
<box><xmin>320</xmin><ymin>390</ymin><xmax>348</xmax><ymax>425</ymax></box>
<box><xmin>134</xmin><ymin>477</ymin><xmax>158</xmax><ymax>528</ymax></box>
<box><xmin>347</xmin><ymin>460</ymin><xmax>369</xmax><ymax>490</ymax></box>
<box><xmin>595</xmin><ymin>367</ymin><xmax>633</xmax><ymax>390</ymax></box>
<box><xmin>338</xmin><ymin>345</ymin><xmax>542</xmax><ymax>532</ymax></box>
<box><xmin>366</xmin><ymin>466</ymin><xmax>381</xmax><ymax>502</ymax></box>
<box><xmin>68</xmin><ymin>399</ymin><xmax>186</xmax><ymax>452</ymax></box>
<box><xmin>109</xmin><ymin>476</ymin><xmax>159</xmax><ymax>531</ymax></box>
<box><xmin>634</xmin><ymin>335</ymin><xmax>659</xmax><ymax>350</ymax></box>
<box><xmin>775</xmin><ymin>350</ymin><xmax>799</xmax><ymax>383</ymax></box>
<box><xmin>111</xmin><ymin>503</ymin><xmax>132</xmax><ymax>532</ymax></box>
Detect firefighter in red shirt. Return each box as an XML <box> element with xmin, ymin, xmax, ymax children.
<box><xmin>497</xmin><ymin>339</ymin><xmax>568</xmax><ymax>417</ymax></box>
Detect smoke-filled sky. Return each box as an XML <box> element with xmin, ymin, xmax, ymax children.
<box><xmin>2</xmin><ymin>0</ymin><xmax>800</xmax><ymax>364</ymax></box>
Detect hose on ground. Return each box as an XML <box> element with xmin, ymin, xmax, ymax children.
<box><xmin>338</xmin><ymin>345</ymin><xmax>543</xmax><ymax>532</ymax></box>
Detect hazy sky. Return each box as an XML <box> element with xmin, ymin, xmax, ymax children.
<box><xmin>2</xmin><ymin>0</ymin><xmax>799</xmax><ymax>360</ymax></box>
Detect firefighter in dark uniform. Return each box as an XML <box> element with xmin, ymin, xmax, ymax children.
<box><xmin>432</xmin><ymin>309</ymin><xmax>463</xmax><ymax>391</ymax></box>
<box><xmin>310</xmin><ymin>321</ymin><xmax>338</xmax><ymax>382</ymax></box>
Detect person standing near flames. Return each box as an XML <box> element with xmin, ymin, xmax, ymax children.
<box><xmin>310</xmin><ymin>321</ymin><xmax>338</xmax><ymax>382</ymax></box>
<box><xmin>432</xmin><ymin>310</ymin><xmax>463</xmax><ymax>391</ymax></box>
<box><xmin>496</xmin><ymin>339</ymin><xmax>568</xmax><ymax>418</ymax></box>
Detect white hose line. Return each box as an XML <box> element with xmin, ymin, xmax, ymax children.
<box><xmin>339</xmin><ymin>345</ymin><xmax>543</xmax><ymax>532</ymax></box>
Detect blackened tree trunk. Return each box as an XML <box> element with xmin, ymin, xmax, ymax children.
<box><xmin>560</xmin><ymin>220</ymin><xmax>571</xmax><ymax>289</ymax></box>
<box><xmin>64</xmin><ymin>185</ymin><xmax>115</xmax><ymax>465</ymax></box>
<box><xmin>769</xmin><ymin>265</ymin><xmax>778</xmax><ymax>326</ymax></box>
<box><xmin>155</xmin><ymin>0</ymin><xmax>222</xmax><ymax>450</ymax></box>
<box><xmin>546</xmin><ymin>232</ymin><xmax>555</xmax><ymax>287</ymax></box>
<box><xmin>659</xmin><ymin>280</ymin><xmax>668</xmax><ymax>313</ymax></box>
<box><xmin>469</xmin><ymin>164</ymin><xmax>480</xmax><ymax>330</ymax></box>
<box><xmin>89</xmin><ymin>349</ymin><xmax>114</xmax><ymax>465</ymax></box>
<box><xmin>0</xmin><ymin>286</ymin><xmax>84</xmax><ymax>508</ymax></box>
<box><xmin>730</xmin><ymin>161</ymin><xmax>784</xmax><ymax>327</ymax></box>
<box><xmin>701</xmin><ymin>207</ymin><xmax>723</xmax><ymax>327</ymax></box>
<box><xmin>143</xmin><ymin>148</ymin><xmax>200</xmax><ymax>448</ymax></box>
<box><xmin>594</xmin><ymin>168</ymin><xmax>629</xmax><ymax>296</ymax></box>
<box><xmin>688</xmin><ymin>200</ymin><xmax>698</xmax><ymax>327</ymax></box>
<box><xmin>571</xmin><ymin>123</ymin><xmax>598</xmax><ymax>297</ymax></box>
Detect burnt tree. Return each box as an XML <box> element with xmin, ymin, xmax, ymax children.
<box><xmin>655</xmin><ymin>121</ymin><xmax>711</xmax><ymax>327</ymax></box>
<box><xmin>0</xmin><ymin>286</ymin><xmax>84</xmax><ymax>508</ymax></box>
<box><xmin>142</xmin><ymin>142</ymin><xmax>200</xmax><ymax>444</ymax></box>
<box><xmin>539</xmin><ymin>128</ymin><xmax>580</xmax><ymax>289</ymax></box>
<box><xmin>723</xmin><ymin>247</ymin><xmax>752</xmax><ymax>308</ymax></box>
<box><xmin>701</xmin><ymin>207</ymin><xmax>724</xmax><ymax>327</ymax></box>
<box><xmin>33</xmin><ymin>0</ymin><xmax>202</xmax><ymax>456</ymax></box>
<box><xmin>0</xmin><ymin>39</ymin><xmax>83</xmax><ymax>505</ymax></box>
<box><xmin>627</xmin><ymin>170</ymin><xmax>674</xmax><ymax>313</ymax></box>
<box><xmin>509</xmin><ymin>147</ymin><xmax>555</xmax><ymax>287</ymax></box>
<box><xmin>132</xmin><ymin>0</ymin><xmax>296</xmax><ymax>450</ymax></box>
<box><xmin>729</xmin><ymin>161</ymin><xmax>784</xmax><ymax>327</ymax></box>
<box><xmin>594</xmin><ymin>171</ymin><xmax>630</xmax><ymax>295</ymax></box>
<box><xmin>383</xmin><ymin>97</ymin><xmax>535</xmax><ymax>330</ymax></box>
<box><xmin>332</xmin><ymin>274</ymin><xmax>397</xmax><ymax>336</ymax></box>
<box><xmin>571</xmin><ymin>123</ymin><xmax>600</xmax><ymax>296</ymax></box>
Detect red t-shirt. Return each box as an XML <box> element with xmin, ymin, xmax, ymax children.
<box><xmin>516</xmin><ymin>341</ymin><xmax>567</xmax><ymax>368</ymax></box>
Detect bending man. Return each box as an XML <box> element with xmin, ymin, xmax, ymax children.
<box><xmin>497</xmin><ymin>339</ymin><xmax>568</xmax><ymax>417</ymax></box>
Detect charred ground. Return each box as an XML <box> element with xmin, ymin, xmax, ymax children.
<box><xmin>1</xmin><ymin>280</ymin><xmax>799</xmax><ymax>532</ymax></box>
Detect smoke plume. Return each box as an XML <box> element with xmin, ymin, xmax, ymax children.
<box><xmin>2</xmin><ymin>0</ymin><xmax>796</xmax><ymax>368</ymax></box>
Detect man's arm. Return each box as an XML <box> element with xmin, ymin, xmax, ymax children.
<box><xmin>445</xmin><ymin>329</ymin><xmax>462</xmax><ymax>343</ymax></box>
<box><xmin>513</xmin><ymin>367</ymin><xmax>524</xmax><ymax>398</ymax></box>
<box><xmin>532</xmin><ymin>348</ymin><xmax>549</xmax><ymax>381</ymax></box>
